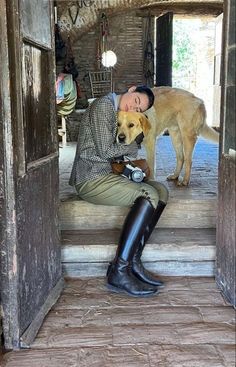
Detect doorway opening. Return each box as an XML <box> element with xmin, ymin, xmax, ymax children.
<box><xmin>172</xmin><ymin>15</ymin><xmax>222</xmax><ymax>127</ymax></box>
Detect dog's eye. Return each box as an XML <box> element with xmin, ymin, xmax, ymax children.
<box><xmin>128</xmin><ymin>123</ymin><xmax>134</xmax><ymax>128</ymax></box>
<box><xmin>117</xmin><ymin>122</ymin><xmax>121</xmax><ymax>127</ymax></box>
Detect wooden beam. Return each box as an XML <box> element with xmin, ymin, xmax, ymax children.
<box><xmin>136</xmin><ymin>2</ymin><xmax>223</xmax><ymax>17</ymax></box>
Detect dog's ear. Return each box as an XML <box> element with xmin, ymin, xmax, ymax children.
<box><xmin>139</xmin><ymin>115</ymin><xmax>151</xmax><ymax>136</ymax></box>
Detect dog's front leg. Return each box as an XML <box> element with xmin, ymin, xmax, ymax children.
<box><xmin>143</xmin><ymin>137</ymin><xmax>156</xmax><ymax>179</ymax></box>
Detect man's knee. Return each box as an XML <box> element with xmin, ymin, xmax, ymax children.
<box><xmin>138</xmin><ymin>185</ymin><xmax>160</xmax><ymax>208</ymax></box>
<box><xmin>146</xmin><ymin>181</ymin><xmax>169</xmax><ymax>205</ymax></box>
<box><xmin>158</xmin><ymin>182</ymin><xmax>169</xmax><ymax>204</ymax></box>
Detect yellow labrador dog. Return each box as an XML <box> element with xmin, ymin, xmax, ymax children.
<box><xmin>117</xmin><ymin>86</ymin><xmax>219</xmax><ymax>186</ymax></box>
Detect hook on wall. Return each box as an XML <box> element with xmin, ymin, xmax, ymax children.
<box><xmin>68</xmin><ymin>4</ymin><xmax>79</xmax><ymax>25</ymax></box>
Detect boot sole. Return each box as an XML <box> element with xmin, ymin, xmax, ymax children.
<box><xmin>107</xmin><ymin>283</ymin><xmax>159</xmax><ymax>298</ymax></box>
<box><xmin>132</xmin><ymin>271</ymin><xmax>165</xmax><ymax>288</ymax></box>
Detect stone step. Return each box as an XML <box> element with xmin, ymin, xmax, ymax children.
<box><xmin>59</xmin><ymin>197</ymin><xmax>217</xmax><ymax>230</ymax></box>
<box><xmin>61</xmin><ymin>228</ymin><xmax>216</xmax><ymax>277</ymax></box>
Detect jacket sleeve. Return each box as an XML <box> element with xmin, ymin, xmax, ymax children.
<box><xmin>89</xmin><ymin>98</ymin><xmax>138</xmax><ymax>159</ymax></box>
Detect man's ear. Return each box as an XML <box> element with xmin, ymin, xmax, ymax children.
<box><xmin>139</xmin><ymin>115</ymin><xmax>151</xmax><ymax>136</ymax></box>
<box><xmin>128</xmin><ymin>86</ymin><xmax>137</xmax><ymax>93</ymax></box>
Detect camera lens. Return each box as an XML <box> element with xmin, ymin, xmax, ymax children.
<box><xmin>131</xmin><ymin>169</ymin><xmax>144</xmax><ymax>183</ymax></box>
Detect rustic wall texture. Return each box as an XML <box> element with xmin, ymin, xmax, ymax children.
<box><xmin>57</xmin><ymin>0</ymin><xmax>223</xmax><ymax>39</ymax></box>
<box><xmin>71</xmin><ymin>11</ymin><xmax>151</xmax><ymax>99</ymax></box>
<box><xmin>56</xmin><ymin>0</ymin><xmax>223</xmax><ymax>98</ymax></box>
<box><xmin>58</xmin><ymin>0</ymin><xmax>160</xmax><ymax>38</ymax></box>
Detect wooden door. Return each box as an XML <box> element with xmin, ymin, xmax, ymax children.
<box><xmin>0</xmin><ymin>0</ymin><xmax>63</xmax><ymax>349</ymax></box>
<box><xmin>216</xmin><ymin>1</ymin><xmax>235</xmax><ymax>306</ymax></box>
<box><xmin>155</xmin><ymin>12</ymin><xmax>173</xmax><ymax>86</ymax></box>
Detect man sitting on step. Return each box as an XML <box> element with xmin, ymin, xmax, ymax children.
<box><xmin>69</xmin><ymin>85</ymin><xmax>169</xmax><ymax>297</ymax></box>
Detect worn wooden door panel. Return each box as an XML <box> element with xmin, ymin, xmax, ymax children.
<box><xmin>17</xmin><ymin>161</ymin><xmax>61</xmax><ymax>335</ymax></box>
<box><xmin>216</xmin><ymin>156</ymin><xmax>235</xmax><ymax>306</ymax></box>
<box><xmin>216</xmin><ymin>0</ymin><xmax>236</xmax><ymax>307</ymax></box>
<box><xmin>156</xmin><ymin>12</ymin><xmax>173</xmax><ymax>86</ymax></box>
<box><xmin>21</xmin><ymin>0</ymin><xmax>51</xmax><ymax>46</ymax></box>
<box><xmin>0</xmin><ymin>0</ymin><xmax>63</xmax><ymax>349</ymax></box>
<box><xmin>22</xmin><ymin>44</ymin><xmax>53</xmax><ymax>162</ymax></box>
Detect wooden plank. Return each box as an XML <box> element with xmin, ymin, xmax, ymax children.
<box><xmin>61</xmin><ymin>228</ymin><xmax>216</xmax><ymax>245</ymax></box>
<box><xmin>3</xmin><ymin>344</ymin><xmax>235</xmax><ymax>367</ymax></box>
<box><xmin>62</xmin><ymin>261</ymin><xmax>215</xmax><ymax>278</ymax></box>
<box><xmin>61</xmin><ymin>228</ymin><xmax>216</xmax><ymax>263</ymax></box>
<box><xmin>59</xmin><ymin>198</ymin><xmax>217</xmax><ymax>230</ymax></box>
<box><xmin>62</xmin><ymin>243</ymin><xmax>216</xmax><ymax>262</ymax></box>
<box><xmin>2</xmin><ymin>277</ymin><xmax>234</xmax><ymax>366</ymax></box>
<box><xmin>136</xmin><ymin>3</ymin><xmax>223</xmax><ymax>17</ymax></box>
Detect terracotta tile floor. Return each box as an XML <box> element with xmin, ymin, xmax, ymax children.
<box><xmin>2</xmin><ymin>277</ymin><xmax>235</xmax><ymax>367</ymax></box>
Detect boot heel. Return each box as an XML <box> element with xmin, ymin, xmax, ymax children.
<box><xmin>106</xmin><ymin>262</ymin><xmax>112</xmax><ymax>277</ymax></box>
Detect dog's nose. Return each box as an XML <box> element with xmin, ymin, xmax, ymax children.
<box><xmin>118</xmin><ymin>134</ymin><xmax>126</xmax><ymax>143</ymax></box>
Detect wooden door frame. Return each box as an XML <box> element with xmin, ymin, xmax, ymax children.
<box><xmin>0</xmin><ymin>0</ymin><xmax>20</xmax><ymax>348</ymax></box>
<box><xmin>155</xmin><ymin>12</ymin><xmax>173</xmax><ymax>86</ymax></box>
<box><xmin>216</xmin><ymin>1</ymin><xmax>236</xmax><ymax>306</ymax></box>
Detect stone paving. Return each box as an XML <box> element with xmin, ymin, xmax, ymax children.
<box><xmin>59</xmin><ymin>136</ymin><xmax>219</xmax><ymax>201</ymax></box>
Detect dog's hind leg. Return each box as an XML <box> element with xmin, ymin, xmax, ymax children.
<box><xmin>180</xmin><ymin>133</ymin><xmax>197</xmax><ymax>186</ymax></box>
<box><xmin>167</xmin><ymin>128</ymin><xmax>184</xmax><ymax>182</ymax></box>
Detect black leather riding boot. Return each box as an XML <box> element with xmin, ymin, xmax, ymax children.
<box><xmin>107</xmin><ymin>197</ymin><xmax>159</xmax><ymax>297</ymax></box>
<box><xmin>131</xmin><ymin>200</ymin><xmax>166</xmax><ymax>287</ymax></box>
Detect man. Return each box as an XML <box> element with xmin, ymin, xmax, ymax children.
<box><xmin>70</xmin><ymin>85</ymin><xmax>169</xmax><ymax>297</ymax></box>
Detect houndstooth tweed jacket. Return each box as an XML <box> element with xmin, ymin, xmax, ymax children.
<box><xmin>69</xmin><ymin>93</ymin><xmax>139</xmax><ymax>186</ymax></box>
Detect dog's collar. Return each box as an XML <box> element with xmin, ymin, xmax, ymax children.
<box><xmin>135</xmin><ymin>132</ymin><xmax>144</xmax><ymax>148</ymax></box>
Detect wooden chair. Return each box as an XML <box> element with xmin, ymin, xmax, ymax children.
<box><xmin>89</xmin><ymin>70</ymin><xmax>113</xmax><ymax>98</ymax></box>
<box><xmin>58</xmin><ymin>116</ymin><xmax>67</xmax><ymax>147</ymax></box>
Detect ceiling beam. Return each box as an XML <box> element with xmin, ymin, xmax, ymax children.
<box><xmin>136</xmin><ymin>2</ymin><xmax>223</xmax><ymax>17</ymax></box>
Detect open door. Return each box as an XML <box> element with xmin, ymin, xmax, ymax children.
<box><xmin>155</xmin><ymin>12</ymin><xmax>173</xmax><ymax>86</ymax></box>
<box><xmin>216</xmin><ymin>3</ymin><xmax>235</xmax><ymax>306</ymax></box>
<box><xmin>0</xmin><ymin>0</ymin><xmax>63</xmax><ymax>349</ymax></box>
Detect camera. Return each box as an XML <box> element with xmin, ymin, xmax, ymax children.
<box><xmin>121</xmin><ymin>163</ymin><xmax>146</xmax><ymax>183</ymax></box>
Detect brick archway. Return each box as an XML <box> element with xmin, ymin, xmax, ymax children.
<box><xmin>57</xmin><ymin>0</ymin><xmax>156</xmax><ymax>40</ymax></box>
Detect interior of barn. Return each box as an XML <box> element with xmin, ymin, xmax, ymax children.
<box><xmin>1</xmin><ymin>1</ymin><xmax>235</xmax><ymax>363</ymax></box>
<box><xmin>54</xmin><ymin>0</ymin><xmax>223</xmax><ymax>279</ymax></box>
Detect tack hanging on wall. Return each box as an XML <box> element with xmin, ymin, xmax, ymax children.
<box><xmin>68</xmin><ymin>1</ymin><xmax>95</xmax><ymax>25</ymax></box>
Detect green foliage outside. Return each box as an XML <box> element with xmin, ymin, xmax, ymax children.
<box><xmin>173</xmin><ymin>19</ymin><xmax>195</xmax><ymax>75</ymax></box>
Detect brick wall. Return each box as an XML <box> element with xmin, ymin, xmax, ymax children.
<box><xmin>72</xmin><ymin>11</ymin><xmax>149</xmax><ymax>100</ymax></box>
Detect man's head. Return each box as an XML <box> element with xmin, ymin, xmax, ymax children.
<box><xmin>118</xmin><ymin>85</ymin><xmax>154</xmax><ymax>113</ymax></box>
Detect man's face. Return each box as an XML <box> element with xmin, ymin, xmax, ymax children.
<box><xmin>119</xmin><ymin>91</ymin><xmax>149</xmax><ymax>113</ymax></box>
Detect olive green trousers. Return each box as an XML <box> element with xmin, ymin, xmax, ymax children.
<box><xmin>76</xmin><ymin>173</ymin><xmax>169</xmax><ymax>208</ymax></box>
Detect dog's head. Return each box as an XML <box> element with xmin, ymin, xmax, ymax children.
<box><xmin>116</xmin><ymin>111</ymin><xmax>151</xmax><ymax>145</ymax></box>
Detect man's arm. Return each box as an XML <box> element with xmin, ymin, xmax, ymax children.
<box><xmin>89</xmin><ymin>99</ymin><xmax>138</xmax><ymax>159</ymax></box>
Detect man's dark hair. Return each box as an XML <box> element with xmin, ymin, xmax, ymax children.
<box><xmin>135</xmin><ymin>85</ymin><xmax>154</xmax><ymax>109</ymax></box>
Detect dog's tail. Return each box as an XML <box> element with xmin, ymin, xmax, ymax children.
<box><xmin>198</xmin><ymin>104</ymin><xmax>219</xmax><ymax>143</ymax></box>
<box><xmin>200</xmin><ymin>124</ymin><xmax>219</xmax><ymax>143</ymax></box>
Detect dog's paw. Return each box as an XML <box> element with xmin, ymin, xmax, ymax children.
<box><xmin>166</xmin><ymin>174</ymin><xmax>179</xmax><ymax>181</ymax></box>
<box><xmin>177</xmin><ymin>179</ymin><xmax>189</xmax><ymax>187</ymax></box>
